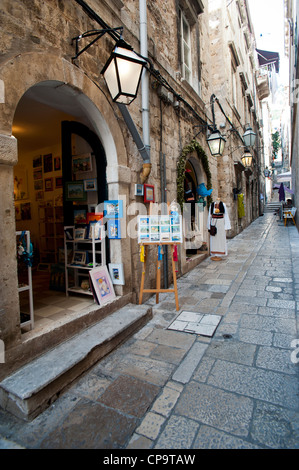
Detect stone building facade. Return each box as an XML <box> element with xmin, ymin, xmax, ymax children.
<box><xmin>0</xmin><ymin>0</ymin><xmax>264</xmax><ymax>378</ymax></box>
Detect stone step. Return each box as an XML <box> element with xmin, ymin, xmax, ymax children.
<box><xmin>264</xmin><ymin>202</ymin><xmax>281</xmax><ymax>212</ymax></box>
<box><xmin>0</xmin><ymin>304</ymin><xmax>152</xmax><ymax>421</ymax></box>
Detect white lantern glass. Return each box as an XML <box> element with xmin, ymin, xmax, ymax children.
<box><xmin>102</xmin><ymin>46</ymin><xmax>146</xmax><ymax>104</ymax></box>
<box><xmin>243</xmin><ymin>127</ymin><xmax>256</xmax><ymax>147</ymax></box>
<box><xmin>207</xmin><ymin>130</ymin><xmax>226</xmax><ymax>157</ymax></box>
<box><xmin>241</xmin><ymin>153</ymin><xmax>253</xmax><ymax>167</ymax></box>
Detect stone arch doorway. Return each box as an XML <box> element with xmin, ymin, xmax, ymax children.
<box><xmin>180</xmin><ymin>154</ymin><xmax>209</xmax><ymax>274</ymax></box>
<box><xmin>12</xmin><ymin>80</ymin><xmax>114</xmax><ymax>334</ymax></box>
<box><xmin>0</xmin><ymin>53</ymin><xmax>132</xmax><ymax>363</ymax></box>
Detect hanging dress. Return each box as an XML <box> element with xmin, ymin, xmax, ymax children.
<box><xmin>207</xmin><ymin>201</ymin><xmax>231</xmax><ymax>257</ymax></box>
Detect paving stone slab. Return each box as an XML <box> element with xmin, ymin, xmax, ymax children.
<box><xmin>97</xmin><ymin>375</ymin><xmax>160</xmax><ymax>417</ymax></box>
<box><xmin>154</xmin><ymin>414</ymin><xmax>199</xmax><ymax>449</ymax></box>
<box><xmin>250</xmin><ymin>401</ymin><xmax>299</xmax><ymax>449</ymax></box>
<box><xmin>193</xmin><ymin>425</ymin><xmax>261</xmax><ymax>449</ymax></box>
<box><xmin>207</xmin><ymin>360</ymin><xmax>299</xmax><ymax>410</ymax></box>
<box><xmin>39</xmin><ymin>399</ymin><xmax>138</xmax><ymax>449</ymax></box>
<box><xmin>175</xmin><ymin>382</ymin><xmax>254</xmax><ymax>437</ymax></box>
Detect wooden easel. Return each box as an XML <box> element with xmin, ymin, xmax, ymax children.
<box><xmin>138</xmin><ymin>242</ymin><xmax>180</xmax><ymax>311</ymax></box>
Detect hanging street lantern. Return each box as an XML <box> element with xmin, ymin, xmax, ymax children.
<box><xmin>241</xmin><ymin>150</ymin><xmax>253</xmax><ymax>168</ymax></box>
<box><xmin>243</xmin><ymin>125</ymin><xmax>256</xmax><ymax>148</ymax></box>
<box><xmin>207</xmin><ymin>128</ymin><xmax>226</xmax><ymax>157</ymax></box>
<box><xmin>101</xmin><ymin>42</ymin><xmax>147</xmax><ymax>105</ymax></box>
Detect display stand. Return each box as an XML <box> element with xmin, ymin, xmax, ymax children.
<box><xmin>138</xmin><ymin>242</ymin><xmax>180</xmax><ymax>311</ymax></box>
<box><xmin>64</xmin><ymin>224</ymin><xmax>106</xmax><ymax>297</ymax></box>
<box><xmin>16</xmin><ymin>230</ymin><xmax>34</xmax><ymax>330</ymax></box>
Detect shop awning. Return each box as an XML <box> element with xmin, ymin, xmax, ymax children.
<box><xmin>256</xmin><ymin>49</ymin><xmax>280</xmax><ymax>73</ymax></box>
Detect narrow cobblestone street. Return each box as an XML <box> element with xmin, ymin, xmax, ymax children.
<box><xmin>0</xmin><ymin>212</ymin><xmax>298</xmax><ymax>450</ymax></box>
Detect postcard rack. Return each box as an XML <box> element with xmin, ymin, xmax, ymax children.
<box><xmin>138</xmin><ymin>205</ymin><xmax>182</xmax><ymax>311</ymax></box>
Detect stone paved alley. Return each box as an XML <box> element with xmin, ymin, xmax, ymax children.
<box><xmin>0</xmin><ymin>212</ymin><xmax>298</xmax><ymax>449</ymax></box>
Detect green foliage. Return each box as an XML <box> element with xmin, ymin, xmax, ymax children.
<box><xmin>177</xmin><ymin>140</ymin><xmax>212</xmax><ymax>211</ymax></box>
<box><xmin>272</xmin><ymin>131</ymin><xmax>281</xmax><ymax>159</ymax></box>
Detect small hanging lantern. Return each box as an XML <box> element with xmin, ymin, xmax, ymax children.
<box><xmin>241</xmin><ymin>150</ymin><xmax>253</xmax><ymax>168</ymax></box>
<box><xmin>243</xmin><ymin>125</ymin><xmax>256</xmax><ymax>148</ymax></box>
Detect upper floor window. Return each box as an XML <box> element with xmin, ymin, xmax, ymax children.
<box><xmin>180</xmin><ymin>10</ymin><xmax>192</xmax><ymax>83</ymax></box>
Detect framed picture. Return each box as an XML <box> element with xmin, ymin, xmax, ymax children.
<box><xmin>45</xmin><ymin>177</ymin><xmax>53</xmax><ymax>191</ymax></box>
<box><xmin>135</xmin><ymin>184</ymin><xmax>144</xmax><ymax>196</ymax></box>
<box><xmin>35</xmin><ymin>191</ymin><xmax>44</xmax><ymax>201</ymax></box>
<box><xmin>72</xmin><ymin>153</ymin><xmax>92</xmax><ymax>173</ymax></box>
<box><xmin>43</xmin><ymin>153</ymin><xmax>53</xmax><ymax>173</ymax></box>
<box><xmin>71</xmin><ymin>250</ymin><xmax>86</xmax><ymax>265</ymax></box>
<box><xmin>33</xmin><ymin>169</ymin><xmax>43</xmax><ymax>180</ymax></box>
<box><xmin>55</xmin><ymin>177</ymin><xmax>63</xmax><ymax>188</ymax></box>
<box><xmin>89</xmin><ymin>265</ymin><xmax>116</xmax><ymax>305</ymax></box>
<box><xmin>34</xmin><ymin>179</ymin><xmax>43</xmax><ymax>190</ymax></box>
<box><xmin>104</xmin><ymin>200</ymin><xmax>123</xmax><ymax>218</ymax></box>
<box><xmin>33</xmin><ymin>155</ymin><xmax>42</xmax><ymax>168</ymax></box>
<box><xmin>54</xmin><ymin>156</ymin><xmax>61</xmax><ymax>171</ymax></box>
<box><xmin>21</xmin><ymin>202</ymin><xmax>31</xmax><ymax>220</ymax></box>
<box><xmin>74</xmin><ymin>207</ymin><xmax>87</xmax><ymax>224</ymax></box>
<box><xmin>65</xmin><ymin>181</ymin><xmax>87</xmax><ymax>201</ymax></box>
<box><xmin>88</xmin><ymin>221</ymin><xmax>102</xmax><ymax>240</ymax></box>
<box><xmin>87</xmin><ymin>212</ymin><xmax>103</xmax><ymax>223</ymax></box>
<box><xmin>74</xmin><ymin>228</ymin><xmax>86</xmax><ymax>240</ymax></box>
<box><xmin>108</xmin><ymin>219</ymin><xmax>121</xmax><ymax>239</ymax></box>
<box><xmin>84</xmin><ymin>179</ymin><xmax>97</xmax><ymax>191</ymax></box>
<box><xmin>144</xmin><ymin>184</ymin><xmax>155</xmax><ymax>203</ymax></box>
<box><xmin>108</xmin><ymin>263</ymin><xmax>125</xmax><ymax>285</ymax></box>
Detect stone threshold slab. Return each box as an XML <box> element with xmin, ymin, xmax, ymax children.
<box><xmin>0</xmin><ymin>304</ymin><xmax>152</xmax><ymax>421</ymax></box>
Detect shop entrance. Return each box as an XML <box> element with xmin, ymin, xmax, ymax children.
<box><xmin>13</xmin><ymin>81</ymin><xmax>108</xmax><ymax>334</ymax></box>
<box><xmin>183</xmin><ymin>158</ymin><xmax>207</xmax><ymax>260</ymax></box>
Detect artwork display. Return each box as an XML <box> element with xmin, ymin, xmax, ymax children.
<box><xmin>74</xmin><ymin>228</ymin><xmax>86</xmax><ymax>240</ymax></box>
<box><xmin>74</xmin><ymin>208</ymin><xmax>87</xmax><ymax>224</ymax></box>
<box><xmin>108</xmin><ymin>219</ymin><xmax>121</xmax><ymax>239</ymax></box>
<box><xmin>104</xmin><ymin>200</ymin><xmax>123</xmax><ymax>218</ymax></box>
<box><xmin>144</xmin><ymin>184</ymin><xmax>155</xmax><ymax>203</ymax></box>
<box><xmin>33</xmin><ymin>156</ymin><xmax>42</xmax><ymax>168</ymax></box>
<box><xmin>45</xmin><ymin>177</ymin><xmax>53</xmax><ymax>191</ymax></box>
<box><xmin>72</xmin><ymin>153</ymin><xmax>92</xmax><ymax>173</ymax></box>
<box><xmin>138</xmin><ymin>214</ymin><xmax>182</xmax><ymax>244</ymax></box>
<box><xmin>84</xmin><ymin>179</ymin><xmax>97</xmax><ymax>191</ymax></box>
<box><xmin>108</xmin><ymin>263</ymin><xmax>125</xmax><ymax>285</ymax></box>
<box><xmin>65</xmin><ymin>181</ymin><xmax>87</xmax><ymax>201</ymax></box>
<box><xmin>135</xmin><ymin>184</ymin><xmax>144</xmax><ymax>196</ymax></box>
<box><xmin>43</xmin><ymin>154</ymin><xmax>53</xmax><ymax>173</ymax></box>
<box><xmin>89</xmin><ymin>266</ymin><xmax>116</xmax><ymax>305</ymax></box>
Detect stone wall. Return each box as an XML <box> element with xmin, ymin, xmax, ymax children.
<box><xmin>0</xmin><ymin>0</ymin><xmax>263</xmax><ymax>359</ymax></box>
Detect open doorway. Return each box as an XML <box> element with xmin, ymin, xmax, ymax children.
<box><xmin>13</xmin><ymin>81</ymin><xmax>108</xmax><ymax>335</ymax></box>
<box><xmin>183</xmin><ymin>158</ymin><xmax>208</xmax><ymax>260</ymax></box>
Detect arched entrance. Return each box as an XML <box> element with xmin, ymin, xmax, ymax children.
<box><xmin>12</xmin><ymin>81</ymin><xmax>113</xmax><ymax>333</ymax></box>
<box><xmin>0</xmin><ymin>53</ymin><xmax>133</xmax><ymax>366</ymax></box>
